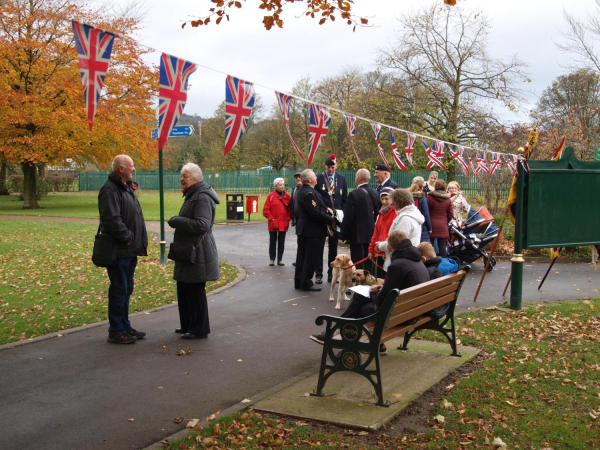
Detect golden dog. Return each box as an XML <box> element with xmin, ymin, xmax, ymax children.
<box><xmin>352</xmin><ymin>269</ymin><xmax>385</xmax><ymax>286</ymax></box>
<box><xmin>329</xmin><ymin>254</ymin><xmax>355</xmax><ymax>310</ymax></box>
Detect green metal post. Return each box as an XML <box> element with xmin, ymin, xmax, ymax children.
<box><xmin>510</xmin><ymin>161</ymin><xmax>525</xmax><ymax>310</ymax></box>
<box><xmin>158</xmin><ymin>149</ymin><xmax>167</xmax><ymax>264</ymax></box>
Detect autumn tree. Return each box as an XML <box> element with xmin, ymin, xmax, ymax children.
<box><xmin>532</xmin><ymin>69</ymin><xmax>600</xmax><ymax>160</ymax></box>
<box><xmin>377</xmin><ymin>3</ymin><xmax>528</xmax><ymax>181</ymax></box>
<box><xmin>0</xmin><ymin>0</ymin><xmax>157</xmax><ymax>208</ymax></box>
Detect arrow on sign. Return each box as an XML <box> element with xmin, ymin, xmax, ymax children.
<box><xmin>151</xmin><ymin>125</ymin><xmax>195</xmax><ymax>140</ymax></box>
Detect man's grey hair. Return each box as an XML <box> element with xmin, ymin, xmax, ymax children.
<box><xmin>111</xmin><ymin>155</ymin><xmax>131</xmax><ymax>173</ymax></box>
<box><xmin>356</xmin><ymin>168</ymin><xmax>370</xmax><ymax>183</ymax></box>
<box><xmin>390</xmin><ymin>188</ymin><xmax>413</xmax><ymax>209</ymax></box>
<box><xmin>300</xmin><ymin>169</ymin><xmax>315</xmax><ymax>184</ymax></box>
<box><xmin>181</xmin><ymin>162</ymin><xmax>203</xmax><ymax>182</ymax></box>
<box><xmin>273</xmin><ymin>177</ymin><xmax>284</xmax><ymax>188</ymax></box>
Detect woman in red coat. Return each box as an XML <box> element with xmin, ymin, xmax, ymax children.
<box><xmin>262</xmin><ymin>177</ymin><xmax>292</xmax><ymax>266</ymax></box>
<box><xmin>367</xmin><ymin>187</ymin><xmax>396</xmax><ymax>278</ymax></box>
<box><xmin>426</xmin><ymin>179</ymin><xmax>453</xmax><ymax>257</ymax></box>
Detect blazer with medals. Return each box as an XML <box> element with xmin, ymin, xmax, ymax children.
<box><xmin>315</xmin><ymin>172</ymin><xmax>348</xmax><ymax>212</ymax></box>
<box><xmin>295</xmin><ymin>184</ymin><xmax>335</xmax><ymax>238</ymax></box>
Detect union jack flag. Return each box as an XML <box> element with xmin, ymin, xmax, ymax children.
<box><xmin>405</xmin><ymin>133</ymin><xmax>416</xmax><ymax>167</ymax></box>
<box><xmin>275</xmin><ymin>92</ymin><xmax>304</xmax><ymax>162</ymax></box>
<box><xmin>422</xmin><ymin>138</ymin><xmax>446</xmax><ymax>171</ymax></box>
<box><xmin>448</xmin><ymin>144</ymin><xmax>469</xmax><ymax>174</ymax></box>
<box><xmin>343</xmin><ymin>113</ymin><xmax>357</xmax><ymax>142</ymax></box>
<box><xmin>71</xmin><ymin>21</ymin><xmax>117</xmax><ymax>132</ymax></box>
<box><xmin>224</xmin><ymin>75</ymin><xmax>255</xmax><ymax>155</ymax></box>
<box><xmin>489</xmin><ymin>152</ymin><xmax>502</xmax><ymax>175</ymax></box>
<box><xmin>504</xmin><ymin>154</ymin><xmax>517</xmax><ymax>174</ymax></box>
<box><xmin>342</xmin><ymin>113</ymin><xmax>362</xmax><ymax>166</ymax></box>
<box><xmin>158</xmin><ymin>53</ymin><xmax>196</xmax><ymax>151</ymax></box>
<box><xmin>307</xmin><ymin>104</ymin><xmax>331</xmax><ymax>167</ymax></box>
<box><xmin>371</xmin><ymin>122</ymin><xmax>391</xmax><ymax>171</ymax></box>
<box><xmin>476</xmin><ymin>152</ymin><xmax>491</xmax><ymax>175</ymax></box>
<box><xmin>466</xmin><ymin>151</ymin><xmax>477</xmax><ymax>175</ymax></box>
<box><xmin>390</xmin><ymin>129</ymin><xmax>407</xmax><ymax>172</ymax></box>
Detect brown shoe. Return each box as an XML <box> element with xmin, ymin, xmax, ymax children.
<box><xmin>128</xmin><ymin>329</ymin><xmax>146</xmax><ymax>340</ymax></box>
<box><xmin>107</xmin><ymin>332</ymin><xmax>136</xmax><ymax>344</ymax></box>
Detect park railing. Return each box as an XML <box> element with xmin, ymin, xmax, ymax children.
<box><xmin>79</xmin><ymin>169</ymin><xmax>510</xmax><ymax>198</ymax></box>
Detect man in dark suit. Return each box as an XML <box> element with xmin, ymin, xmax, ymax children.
<box><xmin>290</xmin><ymin>171</ymin><xmax>302</xmax><ymax>267</ymax></box>
<box><xmin>374</xmin><ymin>163</ymin><xmax>399</xmax><ymax>195</ymax></box>
<box><xmin>340</xmin><ymin>168</ymin><xmax>381</xmax><ymax>270</ymax></box>
<box><xmin>294</xmin><ymin>169</ymin><xmax>335</xmax><ymax>291</ymax></box>
<box><xmin>315</xmin><ymin>154</ymin><xmax>348</xmax><ymax>283</ymax></box>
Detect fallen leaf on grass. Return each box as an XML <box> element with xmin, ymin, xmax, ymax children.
<box><xmin>434</xmin><ymin>415</ymin><xmax>445</xmax><ymax>424</ymax></box>
<box><xmin>505</xmin><ymin>401</ymin><xmax>520</xmax><ymax>407</ymax></box>
<box><xmin>357</xmin><ymin>431</ymin><xmax>369</xmax><ymax>436</ymax></box>
<box><xmin>441</xmin><ymin>399</ymin><xmax>452</xmax><ymax>409</ymax></box>
<box><xmin>240</xmin><ymin>413</ymin><xmax>249</xmax><ymax>420</ymax></box>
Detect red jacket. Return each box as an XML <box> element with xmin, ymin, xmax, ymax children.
<box><xmin>368</xmin><ymin>207</ymin><xmax>396</xmax><ymax>257</ymax></box>
<box><xmin>426</xmin><ymin>192</ymin><xmax>453</xmax><ymax>238</ymax></box>
<box><xmin>263</xmin><ymin>190</ymin><xmax>291</xmax><ymax>232</ymax></box>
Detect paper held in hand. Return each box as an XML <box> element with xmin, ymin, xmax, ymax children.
<box><xmin>348</xmin><ymin>285</ymin><xmax>371</xmax><ymax>298</ymax></box>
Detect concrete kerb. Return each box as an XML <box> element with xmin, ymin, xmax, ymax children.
<box><xmin>0</xmin><ymin>261</ymin><xmax>247</xmax><ymax>352</ymax></box>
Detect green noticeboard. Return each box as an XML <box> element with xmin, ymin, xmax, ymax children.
<box><xmin>522</xmin><ymin>147</ymin><xmax>600</xmax><ymax>249</ymax></box>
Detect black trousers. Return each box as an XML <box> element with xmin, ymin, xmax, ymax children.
<box><xmin>371</xmin><ymin>255</ymin><xmax>387</xmax><ymax>279</ymax></box>
<box><xmin>341</xmin><ymin>293</ymin><xmax>378</xmax><ymax>319</ymax></box>
<box><xmin>350</xmin><ymin>243</ymin><xmax>369</xmax><ymax>270</ymax></box>
<box><xmin>268</xmin><ymin>231</ymin><xmax>286</xmax><ymax>262</ymax></box>
<box><xmin>176</xmin><ymin>281</ymin><xmax>210</xmax><ymax>336</ymax></box>
<box><xmin>316</xmin><ymin>233</ymin><xmax>338</xmax><ymax>279</ymax></box>
<box><xmin>433</xmin><ymin>237</ymin><xmax>448</xmax><ymax>257</ymax></box>
<box><xmin>294</xmin><ymin>235</ymin><xmax>325</xmax><ymax>289</ymax></box>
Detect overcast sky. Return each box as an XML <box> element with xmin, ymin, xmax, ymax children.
<box><xmin>91</xmin><ymin>0</ymin><xmax>598</xmax><ymax>125</ymax></box>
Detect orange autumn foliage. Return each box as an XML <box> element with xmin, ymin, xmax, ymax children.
<box><xmin>0</xmin><ymin>0</ymin><xmax>158</xmax><ymax>175</ymax></box>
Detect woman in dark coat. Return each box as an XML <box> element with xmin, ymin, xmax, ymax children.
<box><xmin>426</xmin><ymin>179</ymin><xmax>453</xmax><ymax>257</ymax></box>
<box><xmin>168</xmin><ymin>163</ymin><xmax>220</xmax><ymax>339</ymax></box>
<box><xmin>408</xmin><ymin>176</ymin><xmax>432</xmax><ymax>243</ymax></box>
<box><xmin>262</xmin><ymin>177</ymin><xmax>291</xmax><ymax>266</ymax></box>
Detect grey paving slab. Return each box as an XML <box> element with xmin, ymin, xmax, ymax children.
<box><xmin>253</xmin><ymin>338</ymin><xmax>480</xmax><ymax>430</ymax></box>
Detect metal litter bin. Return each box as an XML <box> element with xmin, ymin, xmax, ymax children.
<box><xmin>226</xmin><ymin>194</ymin><xmax>244</xmax><ymax>223</ymax></box>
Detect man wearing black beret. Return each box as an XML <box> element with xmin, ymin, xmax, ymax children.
<box><xmin>374</xmin><ymin>163</ymin><xmax>399</xmax><ymax>195</ymax></box>
<box><xmin>315</xmin><ymin>154</ymin><xmax>348</xmax><ymax>283</ymax></box>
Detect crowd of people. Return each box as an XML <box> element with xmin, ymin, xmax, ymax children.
<box><xmin>96</xmin><ymin>154</ymin><xmax>469</xmax><ymax>345</ymax></box>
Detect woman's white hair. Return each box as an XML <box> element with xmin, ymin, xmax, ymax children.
<box><xmin>273</xmin><ymin>177</ymin><xmax>284</xmax><ymax>188</ymax></box>
<box><xmin>181</xmin><ymin>163</ymin><xmax>203</xmax><ymax>182</ymax></box>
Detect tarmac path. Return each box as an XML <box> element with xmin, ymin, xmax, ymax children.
<box><xmin>0</xmin><ymin>218</ymin><xmax>599</xmax><ymax>449</ymax></box>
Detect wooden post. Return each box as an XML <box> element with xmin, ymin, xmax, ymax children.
<box><xmin>538</xmin><ymin>248</ymin><xmax>562</xmax><ymax>290</ymax></box>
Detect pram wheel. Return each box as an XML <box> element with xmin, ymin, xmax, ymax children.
<box><xmin>483</xmin><ymin>256</ymin><xmax>496</xmax><ymax>272</ymax></box>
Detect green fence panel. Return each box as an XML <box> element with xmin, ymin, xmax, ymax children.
<box><xmin>78</xmin><ymin>169</ymin><xmax>510</xmax><ymax>198</ymax></box>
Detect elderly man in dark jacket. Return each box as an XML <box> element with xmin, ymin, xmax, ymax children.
<box><xmin>340</xmin><ymin>168</ymin><xmax>380</xmax><ymax>270</ymax></box>
<box><xmin>168</xmin><ymin>163</ymin><xmax>220</xmax><ymax>340</ymax></box>
<box><xmin>310</xmin><ymin>230</ymin><xmax>430</xmax><ymax>352</ymax></box>
<box><xmin>98</xmin><ymin>155</ymin><xmax>148</xmax><ymax>344</ymax></box>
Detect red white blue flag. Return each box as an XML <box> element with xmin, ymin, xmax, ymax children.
<box><xmin>307</xmin><ymin>104</ymin><xmax>331</xmax><ymax>167</ymax></box>
<box><xmin>389</xmin><ymin>129</ymin><xmax>407</xmax><ymax>172</ymax></box>
<box><xmin>224</xmin><ymin>75</ymin><xmax>255</xmax><ymax>155</ymax></box>
<box><xmin>405</xmin><ymin>133</ymin><xmax>416</xmax><ymax>167</ymax></box>
<box><xmin>448</xmin><ymin>144</ymin><xmax>469</xmax><ymax>174</ymax></box>
<box><xmin>343</xmin><ymin>113</ymin><xmax>357</xmax><ymax>142</ymax></box>
<box><xmin>371</xmin><ymin>122</ymin><xmax>391</xmax><ymax>171</ymax></box>
<box><xmin>158</xmin><ymin>53</ymin><xmax>196</xmax><ymax>151</ymax></box>
<box><xmin>489</xmin><ymin>152</ymin><xmax>502</xmax><ymax>175</ymax></box>
<box><xmin>423</xmin><ymin>138</ymin><xmax>446</xmax><ymax>171</ymax></box>
<box><xmin>466</xmin><ymin>151</ymin><xmax>477</xmax><ymax>176</ymax></box>
<box><xmin>504</xmin><ymin>154</ymin><xmax>517</xmax><ymax>174</ymax></box>
<box><xmin>275</xmin><ymin>92</ymin><xmax>304</xmax><ymax>162</ymax></box>
<box><xmin>71</xmin><ymin>21</ymin><xmax>117</xmax><ymax>132</ymax></box>
<box><xmin>476</xmin><ymin>152</ymin><xmax>491</xmax><ymax>175</ymax></box>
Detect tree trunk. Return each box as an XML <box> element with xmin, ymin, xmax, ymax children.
<box><xmin>0</xmin><ymin>161</ymin><xmax>9</xmax><ymax>195</ymax></box>
<box><xmin>21</xmin><ymin>162</ymin><xmax>40</xmax><ymax>209</ymax></box>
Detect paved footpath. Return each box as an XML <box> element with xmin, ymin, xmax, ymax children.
<box><xmin>1</xmin><ymin>218</ymin><xmax>599</xmax><ymax>449</ymax></box>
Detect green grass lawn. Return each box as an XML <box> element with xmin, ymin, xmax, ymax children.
<box><xmin>168</xmin><ymin>299</ymin><xmax>600</xmax><ymax>449</ymax></box>
<box><xmin>0</xmin><ymin>191</ymin><xmax>270</xmax><ymax>223</ymax></box>
<box><xmin>0</xmin><ymin>220</ymin><xmax>238</xmax><ymax>345</ymax></box>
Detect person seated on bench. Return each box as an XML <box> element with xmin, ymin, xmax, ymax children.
<box><xmin>310</xmin><ymin>230</ymin><xmax>430</xmax><ymax>354</ymax></box>
<box><xmin>417</xmin><ymin>242</ymin><xmax>459</xmax><ymax>319</ymax></box>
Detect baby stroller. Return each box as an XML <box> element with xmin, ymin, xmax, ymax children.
<box><xmin>447</xmin><ymin>206</ymin><xmax>499</xmax><ymax>272</ymax></box>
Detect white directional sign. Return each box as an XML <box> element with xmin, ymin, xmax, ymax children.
<box><xmin>151</xmin><ymin>125</ymin><xmax>195</xmax><ymax>140</ymax></box>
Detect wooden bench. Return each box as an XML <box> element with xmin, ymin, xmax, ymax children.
<box><xmin>310</xmin><ymin>267</ymin><xmax>470</xmax><ymax>406</ymax></box>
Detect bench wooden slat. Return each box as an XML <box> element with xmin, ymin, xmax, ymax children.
<box><xmin>392</xmin><ymin>273</ymin><xmax>462</xmax><ymax>300</ymax></box>
<box><xmin>387</xmin><ymin>292</ymin><xmax>458</xmax><ymax>328</ymax></box>
<box><xmin>380</xmin><ymin>316</ymin><xmax>433</xmax><ymax>343</ymax></box>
